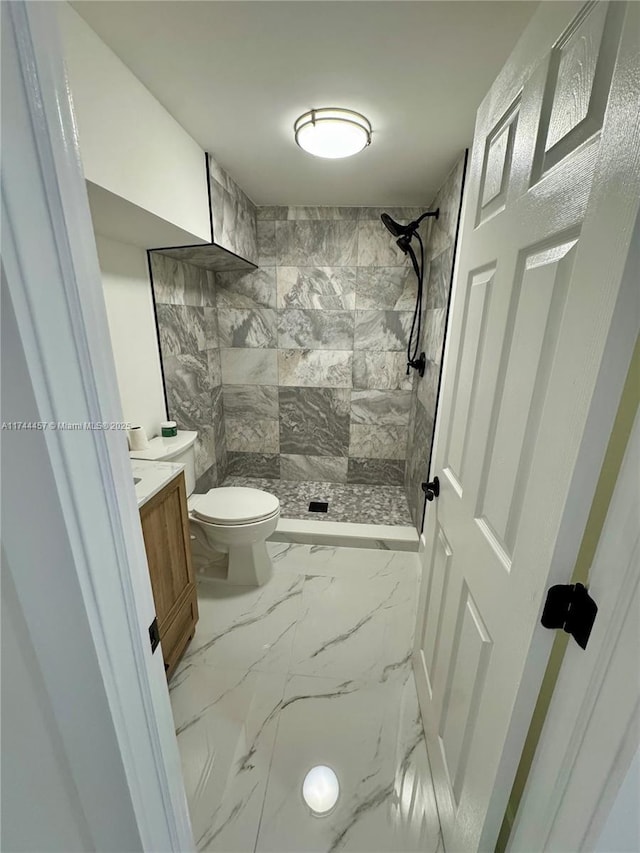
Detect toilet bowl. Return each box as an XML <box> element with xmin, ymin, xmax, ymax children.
<box><xmin>188</xmin><ymin>487</ymin><xmax>280</xmax><ymax>586</ymax></box>
<box><xmin>130</xmin><ymin>430</ymin><xmax>279</xmax><ymax>586</ymax></box>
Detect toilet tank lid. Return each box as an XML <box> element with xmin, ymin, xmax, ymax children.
<box><xmin>192</xmin><ymin>487</ymin><xmax>279</xmax><ymax>525</ymax></box>
<box><xmin>129</xmin><ymin>430</ymin><xmax>197</xmax><ymax>461</ymax></box>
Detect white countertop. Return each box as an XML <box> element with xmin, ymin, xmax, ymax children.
<box><xmin>131</xmin><ymin>459</ymin><xmax>185</xmax><ymax>508</ymax></box>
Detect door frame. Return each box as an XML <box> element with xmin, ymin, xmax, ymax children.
<box><xmin>2</xmin><ymin>3</ymin><xmax>193</xmax><ymax>848</ymax></box>
<box><xmin>415</xmin><ymin>1</ymin><xmax>640</xmax><ymax>848</ymax></box>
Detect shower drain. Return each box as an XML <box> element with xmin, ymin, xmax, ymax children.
<box><xmin>308</xmin><ymin>501</ymin><xmax>329</xmax><ymax>513</ymax></box>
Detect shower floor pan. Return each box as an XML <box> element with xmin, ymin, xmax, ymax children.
<box><xmin>220</xmin><ymin>476</ymin><xmax>419</xmax><ymax>552</ymax></box>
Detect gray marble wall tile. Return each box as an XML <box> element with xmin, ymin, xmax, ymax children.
<box><xmin>257</xmin><ymin>221</ymin><xmax>276</xmax><ymax>266</ymax></box>
<box><xmin>347</xmin><ymin>458</ymin><xmax>405</xmax><ymax>486</ymax></box>
<box><xmin>277</xmin><ymin>310</ymin><xmax>353</xmax><ymax>350</ymax></box>
<box><xmin>355</xmin><ymin>267</ymin><xmax>416</xmax><ymax>311</ymax></box>
<box><xmin>423</xmin><ymin>308</ymin><xmax>447</xmax><ymax>363</ymax></box>
<box><xmin>207</xmin><ymin>154</ymin><xmax>233</xmax><ymax>192</ymax></box>
<box><xmin>217</xmin><ymin>308</ymin><xmax>278</xmax><ymax>348</ymax></box>
<box><xmin>194</xmin><ymin>424</ymin><xmax>217</xmax><ymax>478</ymax></box>
<box><xmin>357</xmin><ymin>221</ymin><xmax>411</xmax><ymax>267</ymax></box>
<box><xmin>275</xmin><ymin>221</ymin><xmax>358</xmax><ymax>266</ymax></box>
<box><xmin>193</xmin><ymin>463</ymin><xmax>218</xmax><ymax>494</ymax></box>
<box><xmin>350</xmin><ymin>424</ymin><xmax>408</xmax><ymax>459</ymax></box>
<box><xmin>276</xmin><ymin>267</ymin><xmax>356</xmax><ymax>310</ymax></box>
<box><xmin>416</xmin><ymin>359</ymin><xmax>440</xmax><ymax>417</ymax></box>
<box><xmin>164</xmin><ymin>351</ymin><xmax>212</xmax><ymax>399</ymax></box>
<box><xmin>226</xmin><ymin>452</ymin><xmax>280</xmax><ymax>478</ymax></box>
<box><xmin>353</xmin><ymin>351</ymin><xmax>412</xmax><ymax>391</ymax></box>
<box><xmin>280</xmin><ymin>455</ymin><xmax>348</xmax><ymax>483</ymax></box>
<box><xmin>150</xmin><ymin>254</ymin><xmax>215</xmax><ymax>306</ymax></box>
<box><xmin>354</xmin><ymin>310</ymin><xmax>413</xmax><ymax>351</ymax></box>
<box><xmin>226</xmin><ymin>417</ymin><xmax>279</xmax><ymax>454</ymax></box>
<box><xmin>426</xmin><ymin>248</ymin><xmax>452</xmax><ymax>310</ymax></box>
<box><xmin>210</xmin><ymin>174</ymin><xmax>258</xmax><ymax>264</ymax></box>
<box><xmin>212</xmin><ymin>385</ymin><xmax>227</xmax><ymax>478</ymax></box>
<box><xmin>406</xmin><ymin>399</ymin><xmax>434</xmax><ymax>529</ymax></box>
<box><xmin>279</xmin><ymin>387</ymin><xmax>350</xmax><ymax>457</ymax></box>
<box><xmin>427</xmin><ymin>157</ymin><xmax>466</xmax><ymax>259</ymax></box>
<box><xmin>286</xmin><ymin>206</ymin><xmax>360</xmax><ymax>221</ymax></box>
<box><xmin>220</xmin><ymin>348</ymin><xmax>278</xmax><ymax>385</ymax></box>
<box><xmin>350</xmin><ymin>390</ymin><xmax>412</xmax><ymax>426</ymax></box>
<box><xmin>155</xmin><ymin>305</ymin><xmax>206</xmax><ymax>355</ymax></box>
<box><xmin>203</xmin><ymin>307</ymin><xmax>218</xmax><ymax>348</ymax></box>
<box><xmin>257</xmin><ymin>206</ymin><xmax>288</xmax><ymax>221</ymax></box>
<box><xmin>216</xmin><ymin>268</ymin><xmax>276</xmax><ymax>310</ymax></box>
<box><xmin>167</xmin><ymin>393</ymin><xmax>207</xmax><ymax>433</ymax></box>
<box><xmin>223</xmin><ymin>385</ymin><xmax>279</xmax><ymax>420</ymax></box>
<box><xmin>207</xmin><ymin>349</ymin><xmax>222</xmax><ymax>386</ymax></box>
<box><xmin>278</xmin><ymin>349</ymin><xmax>353</xmax><ymax>388</ymax></box>
<box><xmin>155</xmin><ymin>245</ymin><xmax>255</xmax><ymax>274</ymax></box>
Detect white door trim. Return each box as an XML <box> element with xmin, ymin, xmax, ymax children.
<box><xmin>2</xmin><ymin>3</ymin><xmax>193</xmax><ymax>848</ymax></box>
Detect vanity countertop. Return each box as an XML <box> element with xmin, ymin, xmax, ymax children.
<box><xmin>132</xmin><ymin>459</ymin><xmax>185</xmax><ymax>509</ymax></box>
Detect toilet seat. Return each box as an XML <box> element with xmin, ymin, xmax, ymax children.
<box><xmin>190</xmin><ymin>486</ymin><xmax>280</xmax><ymax>526</ymax></box>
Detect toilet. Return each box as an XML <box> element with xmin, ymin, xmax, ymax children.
<box><xmin>130</xmin><ymin>430</ymin><xmax>279</xmax><ymax>586</ymax></box>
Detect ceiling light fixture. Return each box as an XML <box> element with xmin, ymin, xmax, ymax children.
<box><xmin>302</xmin><ymin>765</ymin><xmax>340</xmax><ymax>815</ymax></box>
<box><xmin>294</xmin><ymin>108</ymin><xmax>372</xmax><ymax>159</ymax></box>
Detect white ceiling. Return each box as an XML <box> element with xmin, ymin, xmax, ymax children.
<box><xmin>71</xmin><ymin>1</ymin><xmax>538</xmax><ymax>206</ymax></box>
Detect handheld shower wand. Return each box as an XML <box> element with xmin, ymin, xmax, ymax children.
<box><xmin>380</xmin><ymin>208</ymin><xmax>439</xmax><ymax>377</ymax></box>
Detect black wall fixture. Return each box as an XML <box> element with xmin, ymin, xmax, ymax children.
<box><xmin>380</xmin><ymin>209</ymin><xmax>439</xmax><ymax>377</ymax></box>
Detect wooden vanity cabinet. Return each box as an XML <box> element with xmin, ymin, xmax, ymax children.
<box><xmin>139</xmin><ymin>472</ymin><xmax>198</xmax><ymax>679</ymax></box>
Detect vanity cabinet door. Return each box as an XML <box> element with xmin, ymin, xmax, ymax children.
<box><xmin>139</xmin><ymin>472</ymin><xmax>198</xmax><ymax>678</ymax></box>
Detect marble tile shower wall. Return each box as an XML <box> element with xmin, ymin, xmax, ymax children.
<box><xmin>221</xmin><ymin>206</ymin><xmax>427</xmax><ymax>486</ymax></box>
<box><xmin>150</xmin><ymin>253</ymin><xmax>226</xmax><ymax>492</ymax></box>
<box><xmin>208</xmin><ymin>155</ymin><xmax>259</xmax><ymax>265</ymax></box>
<box><xmin>405</xmin><ymin>154</ymin><xmax>467</xmax><ymax>530</ymax></box>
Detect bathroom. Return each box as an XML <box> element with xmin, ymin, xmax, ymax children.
<box><xmin>23</xmin><ymin>2</ymin><xmax>635</xmax><ymax>852</ymax></box>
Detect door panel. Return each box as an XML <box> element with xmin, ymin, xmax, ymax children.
<box><xmin>477</xmin><ymin>238</ymin><xmax>578</xmax><ymax>559</ymax></box>
<box><xmin>443</xmin><ymin>266</ymin><xmax>495</xmax><ymax>494</ymax></box>
<box><xmin>420</xmin><ymin>524</ymin><xmax>452</xmax><ymax>694</ymax></box>
<box><xmin>439</xmin><ymin>584</ymin><xmax>492</xmax><ymax>804</ymax></box>
<box><xmin>413</xmin><ymin>2</ymin><xmax>639</xmax><ymax>850</ymax></box>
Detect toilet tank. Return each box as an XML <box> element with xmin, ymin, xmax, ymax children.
<box><xmin>129</xmin><ymin>430</ymin><xmax>197</xmax><ymax>495</ymax></box>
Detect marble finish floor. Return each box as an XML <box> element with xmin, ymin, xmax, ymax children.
<box><xmin>220</xmin><ymin>476</ymin><xmax>413</xmax><ymax>526</ymax></box>
<box><xmin>170</xmin><ymin>543</ymin><xmax>442</xmax><ymax>853</ymax></box>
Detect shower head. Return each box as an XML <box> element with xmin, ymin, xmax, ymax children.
<box><xmin>380</xmin><ymin>208</ymin><xmax>440</xmax><ymax>241</ymax></box>
<box><xmin>380</xmin><ymin>212</ymin><xmax>406</xmax><ymax>238</ymax></box>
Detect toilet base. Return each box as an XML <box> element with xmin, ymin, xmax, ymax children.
<box><xmin>228</xmin><ymin>541</ymin><xmax>273</xmax><ymax>586</ymax></box>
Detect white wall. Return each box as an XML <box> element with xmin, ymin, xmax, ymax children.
<box><xmin>96</xmin><ymin>234</ymin><xmax>166</xmax><ymax>438</ymax></box>
<box><xmin>1</xmin><ymin>570</ymin><xmax>94</xmax><ymax>853</ymax></box>
<box><xmin>595</xmin><ymin>748</ymin><xmax>640</xmax><ymax>853</ymax></box>
<box><xmin>58</xmin><ymin>3</ymin><xmax>211</xmax><ymax>244</ymax></box>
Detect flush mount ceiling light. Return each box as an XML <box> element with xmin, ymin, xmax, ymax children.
<box><xmin>294</xmin><ymin>108</ymin><xmax>372</xmax><ymax>159</ymax></box>
<box><xmin>302</xmin><ymin>765</ymin><xmax>340</xmax><ymax>815</ymax></box>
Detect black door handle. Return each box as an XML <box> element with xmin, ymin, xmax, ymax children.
<box><xmin>421</xmin><ymin>476</ymin><xmax>440</xmax><ymax>501</ymax></box>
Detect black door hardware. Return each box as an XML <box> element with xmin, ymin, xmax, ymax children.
<box><xmin>421</xmin><ymin>476</ymin><xmax>440</xmax><ymax>501</ymax></box>
<box><xmin>541</xmin><ymin>582</ymin><xmax>598</xmax><ymax>650</ymax></box>
<box><xmin>149</xmin><ymin>616</ymin><xmax>160</xmax><ymax>654</ymax></box>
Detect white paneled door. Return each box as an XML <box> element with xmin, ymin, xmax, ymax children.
<box><xmin>413</xmin><ymin>2</ymin><xmax>640</xmax><ymax>851</ymax></box>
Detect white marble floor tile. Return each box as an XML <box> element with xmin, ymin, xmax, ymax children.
<box><xmin>170</xmin><ymin>665</ymin><xmax>286</xmax><ymax>852</ymax></box>
<box><xmin>254</xmin><ymin>671</ymin><xmax>440</xmax><ymax>852</ymax></box>
<box><xmin>268</xmin><ymin>542</ymin><xmax>419</xmax><ymax>582</ymax></box>
<box><xmin>180</xmin><ymin>571</ymin><xmax>303</xmax><ymax>674</ymax></box>
<box><xmin>289</xmin><ymin>571</ymin><xmax>416</xmax><ymax>681</ymax></box>
<box><xmin>170</xmin><ymin>543</ymin><xmax>438</xmax><ymax>853</ymax></box>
